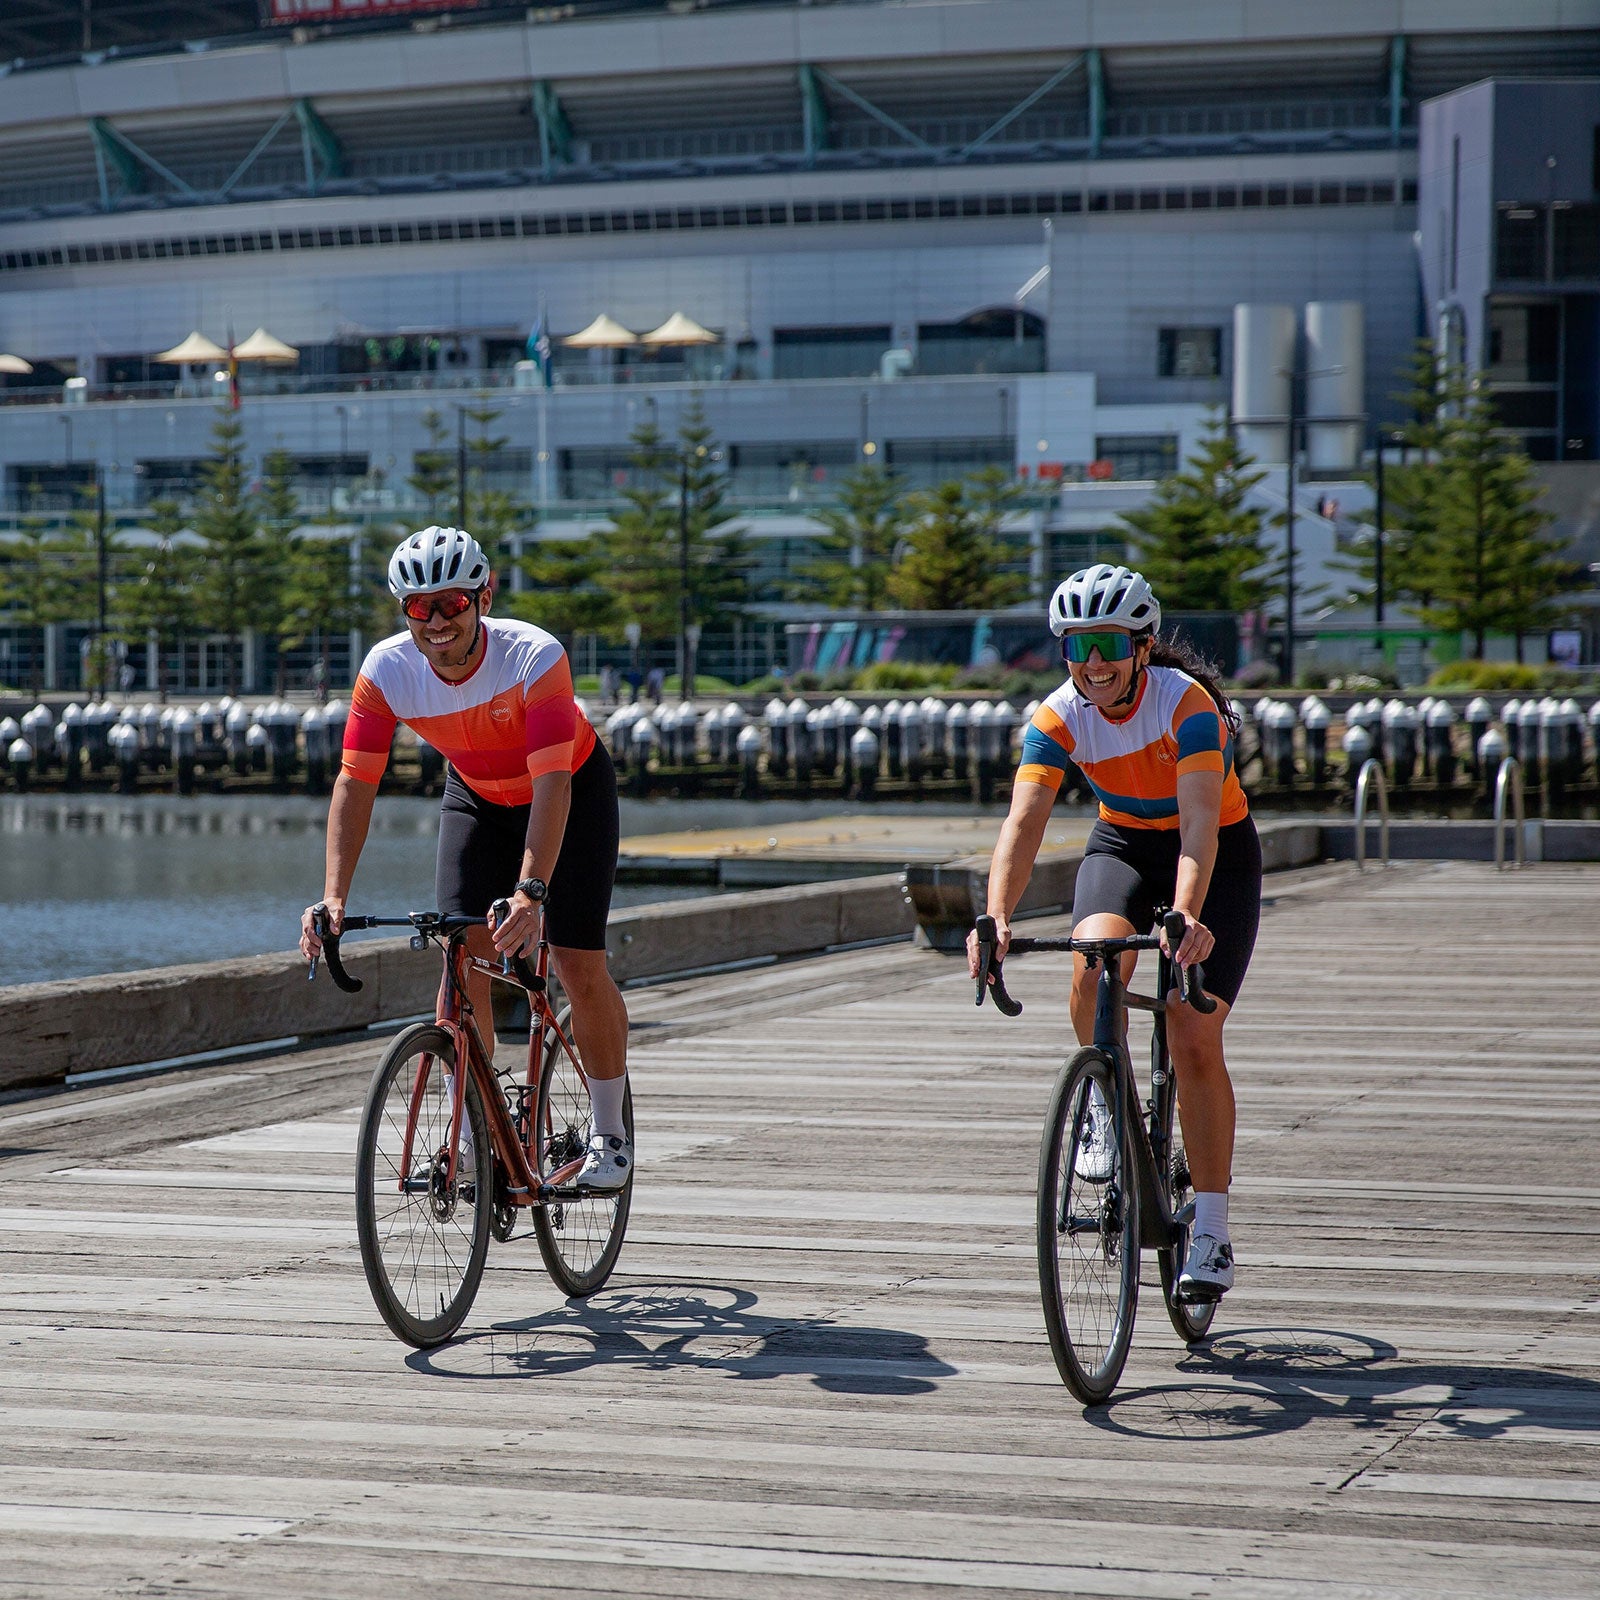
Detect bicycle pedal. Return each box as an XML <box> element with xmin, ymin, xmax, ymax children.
<box><xmin>1176</xmin><ymin>1283</ymin><xmax>1223</xmax><ymax>1305</ymax></box>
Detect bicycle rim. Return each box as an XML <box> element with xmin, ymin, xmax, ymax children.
<box><xmin>532</xmin><ymin>1007</ymin><xmax>633</xmax><ymax>1297</ymax></box>
<box><xmin>355</xmin><ymin>1023</ymin><xmax>492</xmax><ymax>1347</ymax></box>
<box><xmin>1037</xmin><ymin>1048</ymin><xmax>1139</xmax><ymax>1404</ymax></box>
<box><xmin>1155</xmin><ymin>1043</ymin><xmax>1217</xmax><ymax>1344</ymax></box>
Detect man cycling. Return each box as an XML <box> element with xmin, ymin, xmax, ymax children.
<box><xmin>299</xmin><ymin>526</ymin><xmax>633</xmax><ymax>1190</ymax></box>
<box><xmin>967</xmin><ymin>563</ymin><xmax>1261</xmax><ymax>1302</ymax></box>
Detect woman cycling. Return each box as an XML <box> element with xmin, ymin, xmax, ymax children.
<box><xmin>967</xmin><ymin>563</ymin><xmax>1261</xmax><ymax>1302</ymax></box>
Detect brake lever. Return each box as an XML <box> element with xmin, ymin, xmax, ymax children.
<box><xmin>1161</xmin><ymin>908</ymin><xmax>1218</xmax><ymax>1015</ymax></box>
<box><xmin>972</xmin><ymin>914</ymin><xmax>1024</xmax><ymax>1017</ymax></box>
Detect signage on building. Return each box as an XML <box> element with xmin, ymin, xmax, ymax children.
<box><xmin>263</xmin><ymin>0</ymin><xmax>490</xmax><ymax>24</ymax></box>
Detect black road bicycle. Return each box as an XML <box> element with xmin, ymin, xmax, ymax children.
<box><xmin>974</xmin><ymin>908</ymin><xmax>1219</xmax><ymax>1404</ymax></box>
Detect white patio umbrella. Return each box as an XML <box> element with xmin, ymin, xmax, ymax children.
<box><xmin>153</xmin><ymin>331</ymin><xmax>229</xmax><ymax>364</ymax></box>
<box><xmin>563</xmin><ymin>313</ymin><xmax>639</xmax><ymax>348</ymax></box>
<box><xmin>639</xmin><ymin>311</ymin><xmax>718</xmax><ymax>346</ymax></box>
<box><xmin>231</xmin><ymin>327</ymin><xmax>299</xmax><ymax>363</ymax></box>
<box><xmin>0</xmin><ymin>353</ymin><xmax>34</xmax><ymax>375</ymax></box>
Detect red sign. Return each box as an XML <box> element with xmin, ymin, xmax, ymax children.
<box><xmin>263</xmin><ymin>1</ymin><xmax>487</xmax><ymax>23</ymax></box>
<box><xmin>1086</xmin><ymin>458</ymin><xmax>1115</xmax><ymax>481</ymax></box>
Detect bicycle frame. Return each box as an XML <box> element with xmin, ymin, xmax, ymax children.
<box><xmin>419</xmin><ymin>910</ymin><xmax>591</xmax><ymax>1209</ymax></box>
<box><xmin>1084</xmin><ymin>946</ymin><xmax>1185</xmax><ymax>1253</ymax></box>
<box><xmin>315</xmin><ymin>903</ymin><xmax>591</xmax><ymax>1210</ymax></box>
<box><xmin>975</xmin><ymin>907</ymin><xmax>1211</xmax><ymax>1254</ymax></box>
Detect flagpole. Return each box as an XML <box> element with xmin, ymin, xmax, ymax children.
<box><xmin>537</xmin><ymin>293</ymin><xmax>551</xmax><ymax>509</ymax></box>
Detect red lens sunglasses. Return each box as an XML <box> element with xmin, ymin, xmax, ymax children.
<box><xmin>402</xmin><ymin>589</ymin><xmax>477</xmax><ymax>623</ymax></box>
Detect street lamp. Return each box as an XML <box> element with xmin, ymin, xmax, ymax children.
<box><xmin>1278</xmin><ymin>360</ymin><xmax>1351</xmax><ymax>684</ymax></box>
<box><xmin>1369</xmin><ymin>427</ymin><xmax>1406</xmax><ymax>654</ymax></box>
<box><xmin>677</xmin><ymin>442</ymin><xmax>711</xmax><ymax>700</ymax></box>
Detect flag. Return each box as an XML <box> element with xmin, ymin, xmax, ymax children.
<box><xmin>526</xmin><ymin>313</ymin><xmax>553</xmax><ymax>388</ymax></box>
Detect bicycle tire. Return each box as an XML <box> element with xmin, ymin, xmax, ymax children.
<box><xmin>1155</xmin><ymin>1039</ymin><xmax>1217</xmax><ymax>1345</ymax></box>
<box><xmin>532</xmin><ymin>1005</ymin><xmax>633</xmax><ymax>1297</ymax></box>
<box><xmin>355</xmin><ymin>1023</ymin><xmax>492</xmax><ymax>1348</ymax></box>
<box><xmin>1037</xmin><ymin>1047</ymin><xmax>1140</xmax><ymax>1404</ymax></box>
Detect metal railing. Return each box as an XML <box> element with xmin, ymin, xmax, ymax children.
<box><xmin>1493</xmin><ymin>756</ymin><xmax>1527</xmax><ymax>871</ymax></box>
<box><xmin>1353</xmin><ymin>757</ymin><xmax>1389</xmax><ymax>872</ymax></box>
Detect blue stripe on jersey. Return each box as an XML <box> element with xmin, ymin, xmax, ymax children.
<box><xmin>1020</xmin><ymin>723</ymin><xmax>1071</xmax><ymax>775</ymax></box>
<box><xmin>1083</xmin><ymin>780</ymin><xmax>1180</xmax><ymax>821</ymax></box>
<box><xmin>1176</xmin><ymin>710</ymin><xmax>1221</xmax><ymax>762</ymax></box>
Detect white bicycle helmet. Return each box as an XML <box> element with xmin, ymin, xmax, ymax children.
<box><xmin>1048</xmin><ymin>563</ymin><xmax>1161</xmax><ymax>636</ymax></box>
<box><xmin>387</xmin><ymin>526</ymin><xmax>490</xmax><ymax>599</ymax></box>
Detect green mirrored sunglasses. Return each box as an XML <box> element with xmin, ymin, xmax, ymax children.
<box><xmin>1062</xmin><ymin>630</ymin><xmax>1137</xmax><ymax>665</ymax></box>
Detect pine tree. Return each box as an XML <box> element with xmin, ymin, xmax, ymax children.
<box><xmin>792</xmin><ymin>464</ymin><xmax>908</xmax><ymax>609</ymax></box>
<box><xmin>677</xmin><ymin>399</ymin><xmax>751</xmax><ymax>631</ymax></box>
<box><xmin>1413</xmin><ymin>380</ymin><xmax>1576</xmax><ymax>659</ymax></box>
<box><xmin>887</xmin><ymin>468</ymin><xmax>1029</xmax><ymax>611</ymax></box>
<box><xmin>587</xmin><ymin>417</ymin><xmax>678</xmax><ymax>642</ymax></box>
<box><xmin>1118</xmin><ymin>412</ymin><xmax>1279</xmax><ymax>614</ymax></box>
<box><xmin>190</xmin><ymin>410</ymin><xmax>278</xmax><ymax>693</ymax></box>
<box><xmin>119</xmin><ymin>499</ymin><xmax>199</xmax><ymax>702</ymax></box>
<box><xmin>0</xmin><ymin>512</ymin><xmax>89</xmax><ymax>693</ymax></box>
<box><xmin>408</xmin><ymin>408</ymin><xmax>455</xmax><ymax>523</ymax></box>
<box><xmin>515</xmin><ymin>535</ymin><xmax>619</xmax><ymax>638</ymax></box>
<box><xmin>1337</xmin><ymin>342</ymin><xmax>1458</xmax><ymax>619</ymax></box>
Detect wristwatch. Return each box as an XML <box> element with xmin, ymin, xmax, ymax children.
<box><xmin>515</xmin><ymin>876</ymin><xmax>548</xmax><ymax>902</ymax></box>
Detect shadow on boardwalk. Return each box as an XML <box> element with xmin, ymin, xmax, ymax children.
<box><xmin>407</xmin><ymin>1280</ymin><xmax>960</xmax><ymax>1396</ymax></box>
<box><xmin>1083</xmin><ymin>1324</ymin><xmax>1600</xmax><ymax>1442</ymax></box>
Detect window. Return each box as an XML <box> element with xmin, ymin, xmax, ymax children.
<box><xmin>1555</xmin><ymin>204</ymin><xmax>1600</xmax><ymax>278</ymax></box>
<box><xmin>918</xmin><ymin>309</ymin><xmax>1045</xmax><ymax>377</ymax></box>
<box><xmin>1094</xmin><ymin>435</ymin><xmax>1178</xmax><ymax>480</ymax></box>
<box><xmin>1158</xmin><ymin>327</ymin><xmax>1222</xmax><ymax>379</ymax></box>
<box><xmin>1497</xmin><ymin>207</ymin><xmax>1545</xmax><ymax>280</ymax></box>
<box><xmin>772</xmin><ymin>325</ymin><xmax>892</xmax><ymax>380</ymax></box>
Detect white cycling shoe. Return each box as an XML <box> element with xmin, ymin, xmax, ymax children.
<box><xmin>579</xmin><ymin>1133</ymin><xmax>634</xmax><ymax>1192</ymax></box>
<box><xmin>1074</xmin><ymin>1085</ymin><xmax>1116</xmax><ymax>1184</ymax></box>
<box><xmin>1178</xmin><ymin>1232</ymin><xmax>1235</xmax><ymax>1302</ymax></box>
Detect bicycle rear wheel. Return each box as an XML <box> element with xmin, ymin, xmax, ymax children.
<box><xmin>1037</xmin><ymin>1047</ymin><xmax>1140</xmax><ymax>1404</ymax></box>
<box><xmin>532</xmin><ymin>1006</ymin><xmax>633</xmax><ymax>1297</ymax></box>
<box><xmin>1155</xmin><ymin>1043</ymin><xmax>1217</xmax><ymax>1344</ymax></box>
<box><xmin>355</xmin><ymin>1023</ymin><xmax>492</xmax><ymax>1348</ymax></box>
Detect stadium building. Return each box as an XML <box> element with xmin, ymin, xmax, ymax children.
<box><xmin>0</xmin><ymin>0</ymin><xmax>1596</xmax><ymax>689</ymax></box>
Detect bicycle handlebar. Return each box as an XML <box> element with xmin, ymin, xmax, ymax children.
<box><xmin>306</xmin><ymin>906</ymin><xmax>525</xmax><ymax>996</ymax></box>
<box><xmin>972</xmin><ymin>907</ymin><xmax>1217</xmax><ymax>1017</ymax></box>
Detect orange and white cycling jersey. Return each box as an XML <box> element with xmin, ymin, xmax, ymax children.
<box><xmin>341</xmin><ymin>617</ymin><xmax>596</xmax><ymax>807</ymax></box>
<box><xmin>1017</xmin><ymin>665</ymin><xmax>1248</xmax><ymax>830</ymax></box>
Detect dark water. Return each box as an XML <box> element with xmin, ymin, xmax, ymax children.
<box><xmin>0</xmin><ymin>793</ymin><xmax>971</xmax><ymax>988</ymax></box>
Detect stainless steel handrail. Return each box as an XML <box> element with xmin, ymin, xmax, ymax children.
<box><xmin>1353</xmin><ymin>757</ymin><xmax>1389</xmax><ymax>872</ymax></box>
<box><xmin>1493</xmin><ymin>756</ymin><xmax>1526</xmax><ymax>870</ymax></box>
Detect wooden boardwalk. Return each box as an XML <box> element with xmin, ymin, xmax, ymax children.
<box><xmin>1</xmin><ymin>860</ymin><xmax>1598</xmax><ymax>1598</ymax></box>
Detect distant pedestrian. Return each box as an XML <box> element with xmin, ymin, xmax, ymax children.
<box><xmin>624</xmin><ymin>667</ymin><xmax>643</xmax><ymax>703</ymax></box>
<box><xmin>646</xmin><ymin>666</ymin><xmax>666</xmax><ymax>703</ymax></box>
<box><xmin>599</xmin><ymin>664</ymin><xmax>619</xmax><ymax>705</ymax></box>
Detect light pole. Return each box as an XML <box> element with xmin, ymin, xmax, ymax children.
<box><xmin>456</xmin><ymin>405</ymin><xmax>468</xmax><ymax>529</ymax></box>
<box><xmin>93</xmin><ymin>467</ymin><xmax>108</xmax><ymax>698</ymax></box>
<box><xmin>1277</xmin><ymin>360</ymin><xmax>1348</xmax><ymax>685</ymax></box>
<box><xmin>675</xmin><ymin>439</ymin><xmax>716</xmax><ymax>700</ymax></box>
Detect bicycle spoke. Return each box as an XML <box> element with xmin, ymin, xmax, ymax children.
<box><xmin>355</xmin><ymin>1025</ymin><xmax>491</xmax><ymax>1347</ymax></box>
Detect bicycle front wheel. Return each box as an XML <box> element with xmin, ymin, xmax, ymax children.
<box><xmin>1155</xmin><ymin>1047</ymin><xmax>1217</xmax><ymax>1345</ymax></box>
<box><xmin>1037</xmin><ymin>1047</ymin><xmax>1140</xmax><ymax>1404</ymax></box>
<box><xmin>355</xmin><ymin>1023</ymin><xmax>492</xmax><ymax>1348</ymax></box>
<box><xmin>532</xmin><ymin>1007</ymin><xmax>633</xmax><ymax>1297</ymax></box>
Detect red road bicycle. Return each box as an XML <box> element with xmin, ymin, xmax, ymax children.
<box><xmin>310</xmin><ymin>893</ymin><xmax>632</xmax><ymax>1347</ymax></box>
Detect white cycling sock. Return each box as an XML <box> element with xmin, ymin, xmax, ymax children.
<box><xmin>1192</xmin><ymin>1191</ymin><xmax>1229</xmax><ymax>1243</ymax></box>
<box><xmin>588</xmin><ymin>1072</ymin><xmax>629</xmax><ymax>1141</ymax></box>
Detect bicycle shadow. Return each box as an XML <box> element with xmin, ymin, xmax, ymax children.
<box><xmin>406</xmin><ymin>1280</ymin><xmax>960</xmax><ymax>1396</ymax></box>
<box><xmin>1079</xmin><ymin>1324</ymin><xmax>1600</xmax><ymax>1443</ymax></box>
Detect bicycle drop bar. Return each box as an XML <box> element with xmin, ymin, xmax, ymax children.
<box><xmin>972</xmin><ymin>909</ymin><xmax>1216</xmax><ymax>1017</ymax></box>
<box><xmin>308</xmin><ymin>907</ymin><xmax>491</xmax><ymax>995</ymax></box>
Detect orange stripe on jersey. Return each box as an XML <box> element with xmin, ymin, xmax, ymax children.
<box><xmin>1031</xmin><ymin>700</ymin><xmax>1074</xmax><ymax>755</ymax></box>
<box><xmin>1016</xmin><ymin>761</ymin><xmax>1065</xmax><ymax>790</ymax></box>
<box><xmin>341</xmin><ymin>617</ymin><xmax>596</xmax><ymax>806</ymax></box>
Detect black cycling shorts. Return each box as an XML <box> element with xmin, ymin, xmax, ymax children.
<box><xmin>435</xmin><ymin>742</ymin><xmax>619</xmax><ymax>952</ymax></box>
<box><xmin>1070</xmin><ymin>816</ymin><xmax>1262</xmax><ymax>1007</ymax></box>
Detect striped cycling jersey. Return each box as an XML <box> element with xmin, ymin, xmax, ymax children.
<box><xmin>1017</xmin><ymin>665</ymin><xmax>1248</xmax><ymax>830</ymax></box>
<box><xmin>341</xmin><ymin>616</ymin><xmax>596</xmax><ymax>807</ymax></box>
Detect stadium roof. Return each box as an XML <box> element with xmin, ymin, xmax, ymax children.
<box><xmin>0</xmin><ymin>1</ymin><xmax>798</xmax><ymax>70</ymax></box>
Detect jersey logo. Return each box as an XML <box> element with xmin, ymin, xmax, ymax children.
<box><xmin>489</xmin><ymin>702</ymin><xmax>513</xmax><ymax>723</ymax></box>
